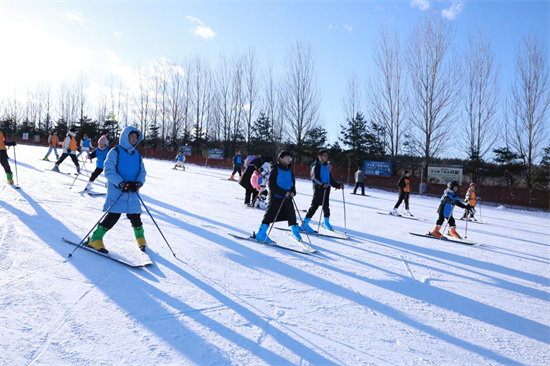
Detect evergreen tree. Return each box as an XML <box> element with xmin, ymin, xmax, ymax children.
<box><xmin>102</xmin><ymin>112</ymin><xmax>120</xmax><ymax>142</ymax></box>
<box><xmin>55</xmin><ymin>118</ymin><xmax>69</xmax><ymax>138</ymax></box>
<box><xmin>490</xmin><ymin>147</ymin><xmax>525</xmax><ymax>187</ymax></box>
<box><xmin>251</xmin><ymin>111</ymin><xmax>275</xmax><ymax>157</ymax></box>
<box><xmin>340</xmin><ymin>112</ymin><xmax>369</xmax><ymax>163</ymax></box>
<box><xmin>303</xmin><ymin>126</ymin><xmax>327</xmax><ymax>158</ymax></box>
<box><xmin>77</xmin><ymin>116</ymin><xmax>99</xmax><ymax>140</ymax></box>
<box><xmin>0</xmin><ymin>116</ymin><xmax>17</xmax><ymax>135</ymax></box>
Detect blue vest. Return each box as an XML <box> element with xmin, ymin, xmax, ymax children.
<box><xmin>236</xmin><ymin>156</ymin><xmax>242</xmax><ymax>164</ymax></box>
<box><xmin>317</xmin><ymin>162</ymin><xmax>331</xmax><ymax>186</ymax></box>
<box><xmin>82</xmin><ymin>138</ymin><xmax>91</xmax><ymax>148</ymax></box>
<box><xmin>95</xmin><ymin>148</ymin><xmax>109</xmax><ymax>169</ymax></box>
<box><xmin>440</xmin><ymin>189</ymin><xmax>459</xmax><ymax>217</ymax></box>
<box><xmin>177</xmin><ymin>154</ymin><xmax>184</xmax><ymax>162</ymax></box>
<box><xmin>116</xmin><ymin>146</ymin><xmax>142</xmax><ymax>182</ymax></box>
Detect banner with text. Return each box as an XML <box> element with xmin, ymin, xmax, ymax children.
<box><xmin>208</xmin><ymin>148</ymin><xmax>224</xmax><ymax>160</ymax></box>
<box><xmin>427</xmin><ymin>166</ymin><xmax>463</xmax><ymax>185</ymax></box>
<box><xmin>363</xmin><ymin>160</ymin><xmax>392</xmax><ymax>177</ymax></box>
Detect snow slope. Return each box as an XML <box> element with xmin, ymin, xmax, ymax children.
<box><xmin>1</xmin><ymin>144</ymin><xmax>549</xmax><ymax>366</ymax></box>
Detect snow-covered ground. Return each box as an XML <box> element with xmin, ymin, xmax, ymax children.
<box><xmin>1</xmin><ymin>144</ymin><xmax>549</xmax><ymax>366</ymax></box>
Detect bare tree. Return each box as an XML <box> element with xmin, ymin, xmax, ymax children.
<box><xmin>75</xmin><ymin>71</ymin><xmax>88</xmax><ymax>122</ymax></box>
<box><xmin>343</xmin><ymin>68</ymin><xmax>362</xmax><ymax>121</ymax></box>
<box><xmin>190</xmin><ymin>54</ymin><xmax>213</xmax><ymax>151</ymax></box>
<box><xmin>368</xmin><ymin>26</ymin><xmax>407</xmax><ymax>174</ymax></box>
<box><xmin>243</xmin><ymin>47</ymin><xmax>261</xmax><ymax>150</ymax></box>
<box><xmin>167</xmin><ymin>60</ymin><xmax>186</xmax><ymax>144</ymax></box>
<box><xmin>507</xmin><ymin>34</ymin><xmax>550</xmax><ymax>189</ymax></box>
<box><xmin>215</xmin><ymin>52</ymin><xmax>234</xmax><ymax>154</ymax></box>
<box><xmin>281</xmin><ymin>41</ymin><xmax>321</xmax><ymax>149</ymax></box>
<box><xmin>461</xmin><ymin>29</ymin><xmax>500</xmax><ymax>182</ymax></box>
<box><xmin>407</xmin><ymin>13</ymin><xmax>462</xmax><ymax>177</ymax></box>
<box><xmin>263</xmin><ymin>61</ymin><xmax>285</xmax><ymax>145</ymax></box>
<box><xmin>134</xmin><ymin>66</ymin><xmax>151</xmax><ymax>134</ymax></box>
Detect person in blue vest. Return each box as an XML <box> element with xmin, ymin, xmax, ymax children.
<box><xmin>254</xmin><ymin>150</ymin><xmax>302</xmax><ymax>242</ymax></box>
<box><xmin>84</xmin><ymin>135</ymin><xmax>111</xmax><ymax>191</ymax></box>
<box><xmin>301</xmin><ymin>149</ymin><xmax>344</xmax><ymax>233</ymax></box>
<box><xmin>77</xmin><ymin>134</ymin><xmax>92</xmax><ymax>160</ymax></box>
<box><xmin>174</xmin><ymin>150</ymin><xmax>186</xmax><ymax>170</ymax></box>
<box><xmin>429</xmin><ymin>180</ymin><xmax>473</xmax><ymax>239</ymax></box>
<box><xmin>229</xmin><ymin>150</ymin><xmax>243</xmax><ymax>180</ymax></box>
<box><xmin>88</xmin><ymin>127</ymin><xmax>147</xmax><ymax>253</ymax></box>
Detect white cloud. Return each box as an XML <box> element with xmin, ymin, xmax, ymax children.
<box><xmin>328</xmin><ymin>24</ymin><xmax>333</xmax><ymax>30</ymax></box>
<box><xmin>187</xmin><ymin>16</ymin><xmax>215</xmax><ymax>40</ymax></box>
<box><xmin>65</xmin><ymin>12</ymin><xmax>84</xmax><ymax>24</ymax></box>
<box><xmin>411</xmin><ymin>0</ymin><xmax>430</xmax><ymax>11</ymax></box>
<box><xmin>442</xmin><ymin>1</ymin><xmax>465</xmax><ymax>20</ymax></box>
<box><xmin>343</xmin><ymin>24</ymin><xmax>353</xmax><ymax>32</ymax></box>
<box><xmin>114</xmin><ymin>30</ymin><xmax>122</xmax><ymax>37</ymax></box>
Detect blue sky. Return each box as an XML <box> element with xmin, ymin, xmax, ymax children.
<box><xmin>0</xmin><ymin>0</ymin><xmax>548</xmax><ymax>157</ymax></box>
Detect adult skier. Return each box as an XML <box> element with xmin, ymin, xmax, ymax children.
<box><xmin>51</xmin><ymin>128</ymin><xmax>80</xmax><ymax>174</ymax></box>
<box><xmin>429</xmin><ymin>180</ymin><xmax>473</xmax><ymax>239</ymax></box>
<box><xmin>391</xmin><ymin>171</ymin><xmax>413</xmax><ymax>216</ymax></box>
<box><xmin>229</xmin><ymin>150</ymin><xmax>243</xmax><ymax>180</ymax></box>
<box><xmin>42</xmin><ymin>130</ymin><xmax>59</xmax><ymax>161</ymax></box>
<box><xmin>0</xmin><ymin>129</ymin><xmax>16</xmax><ymax>185</ymax></box>
<box><xmin>84</xmin><ymin>135</ymin><xmax>111</xmax><ymax>191</ymax></box>
<box><xmin>239</xmin><ymin>154</ymin><xmax>272</xmax><ymax>206</ymax></box>
<box><xmin>253</xmin><ymin>150</ymin><xmax>302</xmax><ymax>242</ymax></box>
<box><xmin>88</xmin><ymin>126</ymin><xmax>147</xmax><ymax>253</ymax></box>
<box><xmin>353</xmin><ymin>166</ymin><xmax>365</xmax><ymax>195</ymax></box>
<box><xmin>301</xmin><ymin>149</ymin><xmax>344</xmax><ymax>233</ymax></box>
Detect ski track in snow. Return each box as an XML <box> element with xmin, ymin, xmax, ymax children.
<box><xmin>1</xmin><ymin>144</ymin><xmax>549</xmax><ymax>366</ymax></box>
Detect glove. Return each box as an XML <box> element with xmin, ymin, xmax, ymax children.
<box><xmin>119</xmin><ymin>181</ymin><xmax>130</xmax><ymax>192</ymax></box>
<box><xmin>8</xmin><ymin>141</ymin><xmax>16</xmax><ymax>146</ymax></box>
<box><xmin>476</xmin><ymin>197</ymin><xmax>481</xmax><ymax>201</ymax></box>
<box><xmin>66</xmin><ymin>148</ymin><xmax>71</xmax><ymax>154</ymax></box>
<box><xmin>127</xmin><ymin>181</ymin><xmax>142</xmax><ymax>192</ymax></box>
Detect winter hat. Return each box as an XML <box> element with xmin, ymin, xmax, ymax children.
<box><xmin>68</xmin><ymin>128</ymin><xmax>76</xmax><ymax>137</ymax></box>
<box><xmin>98</xmin><ymin>135</ymin><xmax>109</xmax><ymax>145</ymax></box>
<box><xmin>404</xmin><ymin>170</ymin><xmax>410</xmax><ymax>175</ymax></box>
<box><xmin>278</xmin><ymin>150</ymin><xmax>291</xmax><ymax>160</ymax></box>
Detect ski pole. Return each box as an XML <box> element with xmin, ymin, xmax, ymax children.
<box><xmin>137</xmin><ymin>192</ymin><xmax>177</xmax><ymax>257</ymax></box>
<box><xmin>68</xmin><ymin>192</ymin><xmax>124</xmax><ymax>257</ymax></box>
<box><xmin>292</xmin><ymin>197</ymin><xmax>313</xmax><ymax>246</ymax></box>
<box><xmin>13</xmin><ymin>145</ymin><xmax>19</xmax><ymax>186</ymax></box>
<box><xmin>465</xmin><ymin>208</ymin><xmax>469</xmax><ymax>238</ymax></box>
<box><xmin>341</xmin><ymin>188</ymin><xmax>347</xmax><ymax>235</ymax></box>
<box><xmin>265</xmin><ymin>196</ymin><xmax>287</xmax><ymax>244</ymax></box>
<box><xmin>478</xmin><ymin>199</ymin><xmax>482</xmax><ymax>222</ymax></box>
<box><xmin>69</xmin><ymin>171</ymin><xmax>80</xmax><ymax>189</ymax></box>
<box><xmin>316</xmin><ymin>187</ymin><xmax>328</xmax><ymax>232</ymax></box>
<box><xmin>440</xmin><ymin>204</ymin><xmax>456</xmax><ymax>240</ymax></box>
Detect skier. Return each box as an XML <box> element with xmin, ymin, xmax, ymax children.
<box><xmin>42</xmin><ymin>130</ymin><xmax>59</xmax><ymax>161</ymax></box>
<box><xmin>461</xmin><ymin>183</ymin><xmax>479</xmax><ymax>221</ymax></box>
<box><xmin>51</xmin><ymin>128</ymin><xmax>80</xmax><ymax>174</ymax></box>
<box><xmin>253</xmin><ymin>150</ymin><xmax>302</xmax><ymax>242</ymax></box>
<box><xmin>239</xmin><ymin>154</ymin><xmax>272</xmax><ymax>206</ymax></box>
<box><xmin>391</xmin><ymin>171</ymin><xmax>413</xmax><ymax>216</ymax></box>
<box><xmin>429</xmin><ymin>180</ymin><xmax>474</xmax><ymax>239</ymax></box>
<box><xmin>0</xmin><ymin>129</ymin><xmax>16</xmax><ymax>185</ymax></box>
<box><xmin>244</xmin><ymin>153</ymin><xmax>256</xmax><ymax>169</ymax></box>
<box><xmin>353</xmin><ymin>166</ymin><xmax>365</xmax><ymax>195</ymax></box>
<box><xmin>301</xmin><ymin>149</ymin><xmax>344</xmax><ymax>233</ymax></box>
<box><xmin>84</xmin><ymin>135</ymin><xmax>111</xmax><ymax>191</ymax></box>
<box><xmin>88</xmin><ymin>126</ymin><xmax>147</xmax><ymax>253</ymax></box>
<box><xmin>229</xmin><ymin>150</ymin><xmax>243</xmax><ymax>180</ymax></box>
<box><xmin>174</xmin><ymin>150</ymin><xmax>186</xmax><ymax>170</ymax></box>
<box><xmin>250</xmin><ymin>162</ymin><xmax>270</xmax><ymax>209</ymax></box>
<box><xmin>77</xmin><ymin>134</ymin><xmax>92</xmax><ymax>160</ymax></box>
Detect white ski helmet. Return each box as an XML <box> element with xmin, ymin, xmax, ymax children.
<box><xmin>259</xmin><ymin>162</ymin><xmax>271</xmax><ymax>176</ymax></box>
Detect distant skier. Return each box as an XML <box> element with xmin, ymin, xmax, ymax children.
<box><xmin>42</xmin><ymin>130</ymin><xmax>59</xmax><ymax>161</ymax></box>
<box><xmin>77</xmin><ymin>134</ymin><xmax>92</xmax><ymax>160</ymax></box>
<box><xmin>174</xmin><ymin>150</ymin><xmax>186</xmax><ymax>170</ymax></box>
<box><xmin>51</xmin><ymin>128</ymin><xmax>80</xmax><ymax>174</ymax></box>
<box><xmin>88</xmin><ymin>126</ymin><xmax>147</xmax><ymax>253</ymax></box>
<box><xmin>253</xmin><ymin>150</ymin><xmax>302</xmax><ymax>242</ymax></box>
<box><xmin>239</xmin><ymin>154</ymin><xmax>272</xmax><ymax>206</ymax></box>
<box><xmin>0</xmin><ymin>129</ymin><xmax>16</xmax><ymax>185</ymax></box>
<box><xmin>229</xmin><ymin>150</ymin><xmax>243</xmax><ymax>180</ymax></box>
<box><xmin>84</xmin><ymin>135</ymin><xmax>111</xmax><ymax>191</ymax></box>
<box><xmin>250</xmin><ymin>162</ymin><xmax>270</xmax><ymax>209</ymax></box>
<box><xmin>391</xmin><ymin>171</ymin><xmax>413</xmax><ymax>216</ymax></box>
<box><xmin>301</xmin><ymin>149</ymin><xmax>344</xmax><ymax>233</ymax></box>
<box><xmin>353</xmin><ymin>166</ymin><xmax>365</xmax><ymax>195</ymax></box>
<box><xmin>461</xmin><ymin>183</ymin><xmax>479</xmax><ymax>221</ymax></box>
<box><xmin>429</xmin><ymin>180</ymin><xmax>473</xmax><ymax>239</ymax></box>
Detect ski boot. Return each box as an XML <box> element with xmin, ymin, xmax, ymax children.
<box><xmin>134</xmin><ymin>226</ymin><xmax>146</xmax><ymax>251</ymax></box>
<box><xmin>229</xmin><ymin>174</ymin><xmax>235</xmax><ymax>181</ymax></box>
<box><xmin>89</xmin><ymin>225</ymin><xmax>109</xmax><ymax>253</ymax></box>
<box><xmin>290</xmin><ymin>225</ymin><xmax>302</xmax><ymax>242</ymax></box>
<box><xmin>390</xmin><ymin>208</ymin><xmax>400</xmax><ymax>216</ymax></box>
<box><xmin>448</xmin><ymin>227</ymin><xmax>462</xmax><ymax>239</ymax></box>
<box><xmin>51</xmin><ymin>164</ymin><xmax>60</xmax><ymax>172</ymax></box>
<box><xmin>404</xmin><ymin>210</ymin><xmax>414</xmax><ymax>217</ymax></box>
<box><xmin>76</xmin><ymin>166</ymin><xmax>81</xmax><ymax>174</ymax></box>
<box><xmin>7</xmin><ymin>172</ymin><xmax>13</xmax><ymax>185</ymax></box>
<box><xmin>300</xmin><ymin>218</ymin><xmax>316</xmax><ymax>233</ymax></box>
<box><xmin>84</xmin><ymin>181</ymin><xmax>93</xmax><ymax>191</ymax></box>
<box><xmin>42</xmin><ymin>157</ymin><xmax>49</xmax><ymax>161</ymax></box>
<box><xmin>323</xmin><ymin>217</ymin><xmax>334</xmax><ymax>231</ymax></box>
<box><xmin>254</xmin><ymin>223</ymin><xmax>272</xmax><ymax>243</ymax></box>
<box><xmin>429</xmin><ymin>225</ymin><xmax>442</xmax><ymax>238</ymax></box>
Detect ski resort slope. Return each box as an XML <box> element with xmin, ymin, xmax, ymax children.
<box><xmin>1</xmin><ymin>144</ymin><xmax>549</xmax><ymax>366</ymax></box>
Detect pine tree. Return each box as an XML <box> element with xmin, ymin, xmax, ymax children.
<box><xmin>102</xmin><ymin>112</ymin><xmax>119</xmax><ymax>142</ymax></box>
<box><xmin>303</xmin><ymin>126</ymin><xmax>327</xmax><ymax>157</ymax></box>
<box><xmin>55</xmin><ymin>118</ymin><xmax>69</xmax><ymax>138</ymax></box>
<box><xmin>491</xmin><ymin>147</ymin><xmax>525</xmax><ymax>187</ymax></box>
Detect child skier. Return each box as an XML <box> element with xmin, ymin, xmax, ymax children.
<box><xmin>43</xmin><ymin>130</ymin><xmax>59</xmax><ymax>161</ymax></box>
<box><xmin>174</xmin><ymin>150</ymin><xmax>186</xmax><ymax>170</ymax></box>
<box><xmin>430</xmin><ymin>180</ymin><xmax>473</xmax><ymax>239</ymax></box>
<box><xmin>51</xmin><ymin>128</ymin><xmax>80</xmax><ymax>174</ymax></box>
<box><xmin>353</xmin><ymin>166</ymin><xmax>365</xmax><ymax>195</ymax></box>
<box><xmin>250</xmin><ymin>162</ymin><xmax>270</xmax><ymax>209</ymax></box>
<box><xmin>230</xmin><ymin>150</ymin><xmax>243</xmax><ymax>180</ymax></box>
<box><xmin>77</xmin><ymin>134</ymin><xmax>92</xmax><ymax>160</ymax></box>
<box><xmin>391</xmin><ymin>171</ymin><xmax>413</xmax><ymax>216</ymax></box>
<box><xmin>88</xmin><ymin>126</ymin><xmax>147</xmax><ymax>253</ymax></box>
<box><xmin>253</xmin><ymin>150</ymin><xmax>302</xmax><ymax>242</ymax></box>
<box><xmin>0</xmin><ymin>129</ymin><xmax>17</xmax><ymax>185</ymax></box>
<box><xmin>301</xmin><ymin>149</ymin><xmax>344</xmax><ymax>233</ymax></box>
<box><xmin>461</xmin><ymin>183</ymin><xmax>478</xmax><ymax>221</ymax></box>
<box><xmin>84</xmin><ymin>135</ymin><xmax>110</xmax><ymax>191</ymax></box>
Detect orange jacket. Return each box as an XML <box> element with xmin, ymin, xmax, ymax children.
<box><xmin>62</xmin><ymin>136</ymin><xmax>77</xmax><ymax>151</ymax></box>
<box><xmin>0</xmin><ymin>131</ymin><xmax>5</xmax><ymax>150</ymax></box>
<box><xmin>50</xmin><ymin>135</ymin><xmax>58</xmax><ymax>146</ymax></box>
<box><xmin>403</xmin><ymin>178</ymin><xmax>411</xmax><ymax>193</ymax></box>
<box><xmin>465</xmin><ymin>189</ymin><xmax>476</xmax><ymax>207</ymax></box>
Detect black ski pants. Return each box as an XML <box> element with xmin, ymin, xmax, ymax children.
<box><xmin>262</xmin><ymin>195</ymin><xmax>297</xmax><ymax>226</ymax></box>
<box><xmin>436</xmin><ymin>213</ymin><xmax>456</xmax><ymax>227</ymax></box>
<box><xmin>56</xmin><ymin>153</ymin><xmax>80</xmax><ymax>168</ymax></box>
<box><xmin>394</xmin><ymin>191</ymin><xmax>410</xmax><ymax>210</ymax></box>
<box><xmin>245</xmin><ymin>187</ymin><xmax>258</xmax><ymax>205</ymax></box>
<box><xmin>232</xmin><ymin>166</ymin><xmax>242</xmax><ymax>176</ymax></box>
<box><xmin>305</xmin><ymin>186</ymin><xmax>330</xmax><ymax>219</ymax></box>
<box><xmin>0</xmin><ymin>150</ymin><xmax>12</xmax><ymax>174</ymax></box>
<box><xmin>353</xmin><ymin>182</ymin><xmax>365</xmax><ymax>195</ymax></box>
<box><xmin>90</xmin><ymin>168</ymin><xmax>104</xmax><ymax>182</ymax></box>
<box><xmin>101</xmin><ymin>213</ymin><xmax>142</xmax><ymax>230</ymax></box>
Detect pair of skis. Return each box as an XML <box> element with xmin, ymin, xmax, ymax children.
<box><xmin>409</xmin><ymin>232</ymin><xmax>481</xmax><ymax>246</ymax></box>
<box><xmin>62</xmin><ymin>237</ymin><xmax>153</xmax><ymax>268</ymax></box>
<box><xmin>228</xmin><ymin>232</ymin><xmax>318</xmax><ymax>255</ymax></box>
<box><xmin>377</xmin><ymin>211</ymin><xmax>423</xmax><ymax>221</ymax></box>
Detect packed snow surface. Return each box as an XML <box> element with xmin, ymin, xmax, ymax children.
<box><xmin>1</xmin><ymin>144</ymin><xmax>549</xmax><ymax>365</ymax></box>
